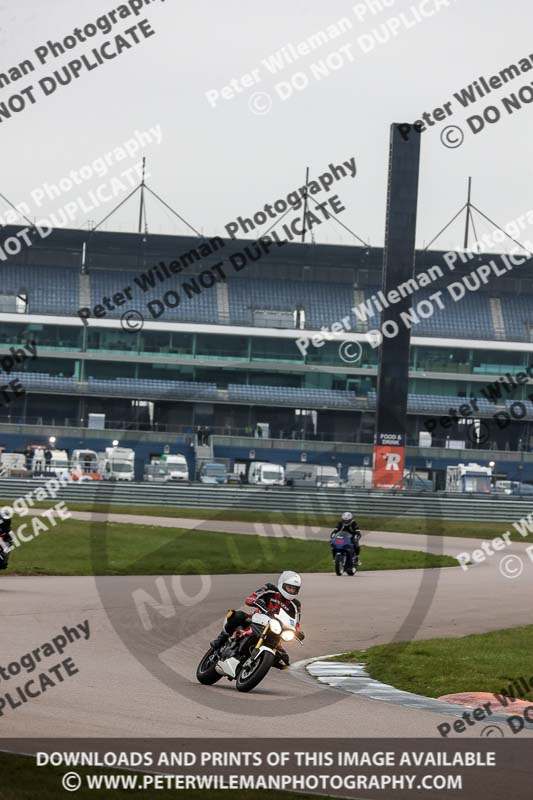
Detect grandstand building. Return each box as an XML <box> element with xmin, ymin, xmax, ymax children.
<box><xmin>1</xmin><ymin>224</ymin><xmax>533</xmax><ymax>481</ymax></box>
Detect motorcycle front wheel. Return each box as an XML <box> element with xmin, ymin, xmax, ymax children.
<box><xmin>335</xmin><ymin>553</ymin><xmax>345</xmax><ymax>576</ymax></box>
<box><xmin>236</xmin><ymin>650</ymin><xmax>275</xmax><ymax>692</ymax></box>
<box><xmin>196</xmin><ymin>648</ymin><xmax>223</xmax><ymax>685</ymax></box>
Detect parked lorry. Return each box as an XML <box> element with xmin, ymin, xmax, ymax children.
<box><xmin>99</xmin><ymin>447</ymin><xmax>135</xmax><ymax>481</ymax></box>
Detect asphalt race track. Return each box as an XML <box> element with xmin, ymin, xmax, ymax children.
<box><xmin>1</xmin><ymin>525</ymin><xmax>532</xmax><ymax>741</ymax></box>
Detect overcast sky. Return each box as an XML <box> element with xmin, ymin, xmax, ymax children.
<box><xmin>0</xmin><ymin>0</ymin><xmax>531</xmax><ymax>252</ymax></box>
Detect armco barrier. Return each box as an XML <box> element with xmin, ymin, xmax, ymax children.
<box><xmin>0</xmin><ymin>479</ymin><xmax>531</xmax><ymax>522</ymax></box>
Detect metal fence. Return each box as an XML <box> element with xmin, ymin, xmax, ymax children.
<box><xmin>0</xmin><ymin>479</ymin><xmax>532</xmax><ymax>522</ymax></box>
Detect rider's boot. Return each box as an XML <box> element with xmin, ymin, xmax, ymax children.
<box><xmin>210</xmin><ymin>626</ymin><xmax>230</xmax><ymax>650</ymax></box>
<box><xmin>210</xmin><ymin>612</ymin><xmax>236</xmax><ymax>650</ymax></box>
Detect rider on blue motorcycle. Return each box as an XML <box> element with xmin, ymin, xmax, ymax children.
<box><xmin>330</xmin><ymin>512</ymin><xmax>362</xmax><ymax>566</ymax></box>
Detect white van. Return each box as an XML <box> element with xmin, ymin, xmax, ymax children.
<box><xmin>100</xmin><ymin>447</ymin><xmax>135</xmax><ymax>481</ymax></box>
<box><xmin>49</xmin><ymin>450</ymin><xmax>70</xmax><ymax>478</ymax></box>
<box><xmin>159</xmin><ymin>454</ymin><xmax>189</xmax><ymax>482</ymax></box>
<box><xmin>71</xmin><ymin>449</ymin><xmax>100</xmax><ymax>481</ymax></box>
<box><xmin>285</xmin><ymin>463</ymin><xmax>339</xmax><ymax>488</ymax></box>
<box><xmin>315</xmin><ymin>465</ymin><xmax>340</xmax><ymax>488</ymax></box>
<box><xmin>248</xmin><ymin>462</ymin><xmax>285</xmax><ymax>486</ymax></box>
<box><xmin>199</xmin><ymin>462</ymin><xmax>227</xmax><ymax>484</ymax></box>
<box><xmin>346</xmin><ymin>466</ymin><xmax>373</xmax><ymax>488</ymax></box>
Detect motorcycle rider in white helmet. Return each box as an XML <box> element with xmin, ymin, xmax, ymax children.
<box><xmin>210</xmin><ymin>570</ymin><xmax>303</xmax><ymax>666</ymax></box>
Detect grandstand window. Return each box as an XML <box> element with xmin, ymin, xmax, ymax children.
<box><xmin>195</xmin><ymin>334</ymin><xmax>248</xmax><ymax>360</ymax></box>
<box><xmin>26</xmin><ymin>324</ymin><xmax>82</xmax><ymax>350</ymax></box>
<box><xmin>140</xmin><ymin>331</ymin><xmax>192</xmax><ymax>355</ymax></box>
<box><xmin>471</xmin><ymin>348</ymin><xmax>525</xmax><ymax>374</ymax></box>
<box><xmin>0</xmin><ymin>321</ymin><xmax>32</xmax><ymax>344</ymax></box>
<box><xmin>413</xmin><ymin>346</ymin><xmax>471</xmax><ymax>374</ymax></box>
<box><xmin>87</xmin><ymin>329</ymin><xmax>138</xmax><ymax>354</ymax></box>
<box><xmin>250</xmin><ymin>337</ymin><xmax>303</xmax><ymax>362</ymax></box>
<box><xmin>410</xmin><ymin>378</ymin><xmax>468</xmax><ymax>396</ymax></box>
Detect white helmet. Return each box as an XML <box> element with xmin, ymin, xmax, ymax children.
<box><xmin>278</xmin><ymin>570</ymin><xmax>301</xmax><ymax>600</ymax></box>
<box><xmin>342</xmin><ymin>512</ymin><xmax>353</xmax><ymax>523</ymax></box>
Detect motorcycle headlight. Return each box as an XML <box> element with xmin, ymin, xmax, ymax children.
<box><xmin>269</xmin><ymin>619</ymin><xmax>282</xmax><ymax>635</ymax></box>
<box><xmin>281</xmin><ymin>630</ymin><xmax>295</xmax><ymax>642</ymax></box>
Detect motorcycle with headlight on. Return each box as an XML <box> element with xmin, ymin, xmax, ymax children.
<box><xmin>196</xmin><ymin>606</ymin><xmax>305</xmax><ymax>693</ymax></box>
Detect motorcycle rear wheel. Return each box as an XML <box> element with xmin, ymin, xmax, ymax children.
<box><xmin>236</xmin><ymin>650</ymin><xmax>275</xmax><ymax>692</ymax></box>
<box><xmin>196</xmin><ymin>648</ymin><xmax>223</xmax><ymax>685</ymax></box>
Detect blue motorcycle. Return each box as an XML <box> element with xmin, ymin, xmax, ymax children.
<box><xmin>330</xmin><ymin>531</ymin><xmax>356</xmax><ymax>576</ymax></box>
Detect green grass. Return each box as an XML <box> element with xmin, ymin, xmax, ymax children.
<box><xmin>5</xmin><ymin>518</ymin><xmax>458</xmax><ymax>576</ymax></box>
<box><xmin>5</xmin><ymin>500</ymin><xmax>532</xmax><ymax>541</ymax></box>
<box><xmin>0</xmin><ymin>753</ymin><xmax>333</xmax><ymax>800</ymax></box>
<box><xmin>331</xmin><ymin>625</ymin><xmax>533</xmax><ymax>700</ymax></box>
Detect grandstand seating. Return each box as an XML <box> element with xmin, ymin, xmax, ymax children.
<box><xmin>89</xmin><ymin>270</ymin><xmax>217</xmax><ymax>323</ymax></box>
<box><xmin>228</xmin><ymin>384</ymin><xmax>360</xmax><ymax>409</ymax></box>
<box><xmin>4</xmin><ymin>265</ymin><xmax>79</xmax><ymax>314</ymax></box>
<box><xmin>8</xmin><ymin>370</ymin><xmax>361</xmax><ymax>409</ymax></box>
<box><xmin>499</xmin><ymin>295</ymin><xmax>532</xmax><ymax>342</ymax></box>
<box><xmin>366</xmin><ymin>390</ymin><xmax>528</xmax><ymax>416</ymax></box>
<box><xmin>4</xmin><ymin>262</ymin><xmax>533</xmax><ymax>343</ymax></box>
<box><xmin>86</xmin><ymin>377</ymin><xmax>218</xmax><ymax>400</ymax></box>
<box><xmin>227</xmin><ymin>278</ymin><xmax>353</xmax><ymax>329</ymax></box>
<box><xmin>355</xmin><ymin>290</ymin><xmax>496</xmax><ymax>340</ymax></box>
